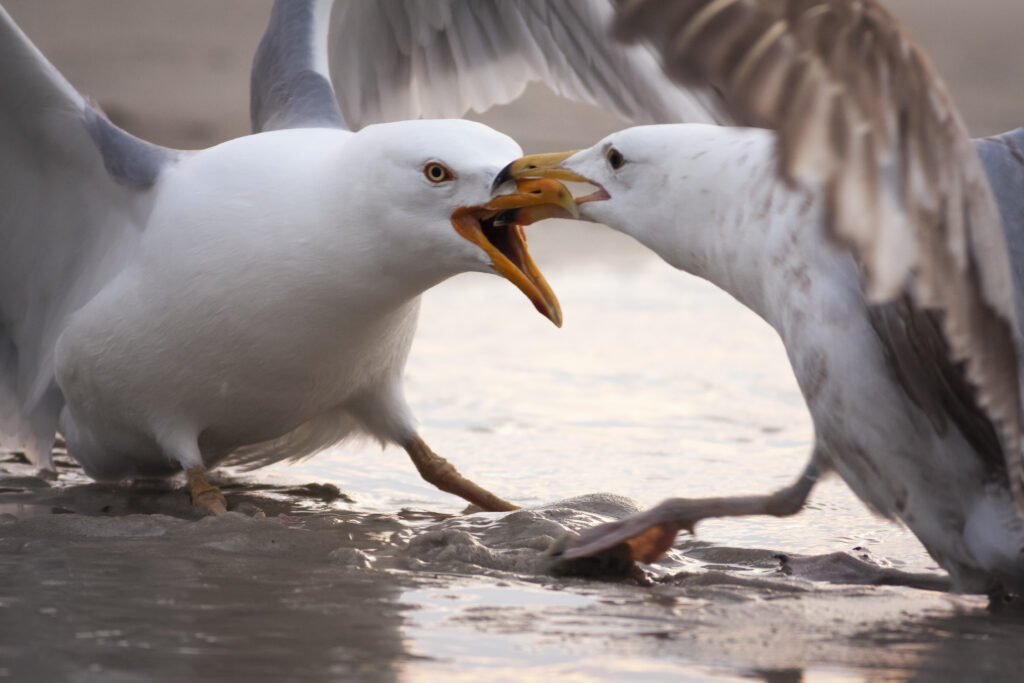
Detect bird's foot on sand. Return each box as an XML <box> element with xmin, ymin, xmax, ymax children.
<box><xmin>186</xmin><ymin>466</ymin><xmax>227</xmax><ymax>515</ymax></box>
<box><xmin>549</xmin><ymin>504</ymin><xmax>687</xmax><ymax>575</ymax></box>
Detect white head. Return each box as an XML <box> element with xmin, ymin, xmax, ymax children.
<box><xmin>342</xmin><ymin>119</ymin><xmax>575</xmax><ymax>325</ymax></box>
<box><xmin>495</xmin><ymin>124</ymin><xmax>686</xmax><ymax>215</ymax></box>
<box><xmin>493</xmin><ymin>124</ymin><xmax>751</xmax><ymax>272</ymax></box>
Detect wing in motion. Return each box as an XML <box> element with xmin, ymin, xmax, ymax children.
<box><xmin>251</xmin><ymin>0</ymin><xmax>722</xmax><ymax>135</ymax></box>
<box><xmin>617</xmin><ymin>0</ymin><xmax>1024</xmax><ymax>514</ymax></box>
<box><xmin>0</xmin><ymin>6</ymin><xmax>178</xmax><ymax>468</ymax></box>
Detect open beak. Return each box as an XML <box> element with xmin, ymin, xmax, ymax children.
<box><xmin>451</xmin><ymin>177</ymin><xmax>577</xmax><ymax>327</ymax></box>
<box><xmin>492</xmin><ymin>151</ymin><xmax>609</xmax><ymax>204</ymax></box>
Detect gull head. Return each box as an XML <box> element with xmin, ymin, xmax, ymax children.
<box><xmin>493</xmin><ymin>125</ymin><xmax>690</xmax><ymax>234</ymax></box>
<box><xmin>346</xmin><ymin>119</ymin><xmax>577</xmax><ymax>327</ymax></box>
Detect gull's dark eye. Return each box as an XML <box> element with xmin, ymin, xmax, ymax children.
<box><xmin>424</xmin><ymin>162</ymin><xmax>454</xmax><ymax>183</ymax></box>
<box><xmin>606</xmin><ymin>147</ymin><xmax>625</xmax><ymax>170</ymax></box>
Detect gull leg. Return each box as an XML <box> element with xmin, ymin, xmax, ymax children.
<box><xmin>555</xmin><ymin>455</ymin><xmax>823</xmax><ymax>566</ymax></box>
<box><xmin>403</xmin><ymin>435</ymin><xmax>518</xmax><ymax>512</ymax></box>
<box><xmin>778</xmin><ymin>551</ymin><xmax>951</xmax><ymax>591</ymax></box>
<box><xmin>186</xmin><ymin>465</ymin><xmax>227</xmax><ymax>515</ymax></box>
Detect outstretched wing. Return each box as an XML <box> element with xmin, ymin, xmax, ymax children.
<box><xmin>976</xmin><ymin>128</ymin><xmax>1024</xmax><ymax>348</ymax></box>
<box><xmin>0</xmin><ymin>7</ymin><xmax>178</xmax><ymax>467</ymax></box>
<box><xmin>321</xmin><ymin>0</ymin><xmax>719</xmax><ymax>129</ymax></box>
<box><xmin>251</xmin><ymin>0</ymin><xmax>347</xmax><ymax>132</ymax></box>
<box><xmin>616</xmin><ymin>0</ymin><xmax>1024</xmax><ymax>512</ymax></box>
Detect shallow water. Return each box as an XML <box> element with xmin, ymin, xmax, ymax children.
<box><xmin>283</xmin><ymin>222</ymin><xmax>937</xmax><ymax>572</ymax></box>
<box><xmin>6</xmin><ymin>228</ymin><xmax>1024</xmax><ymax>682</ymax></box>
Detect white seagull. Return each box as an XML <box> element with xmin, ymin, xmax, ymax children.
<box><xmin>0</xmin><ymin>0</ymin><xmax>717</xmax><ymax>514</ymax></box>
<box><xmin>502</xmin><ymin>0</ymin><xmax>1024</xmax><ymax>595</ymax></box>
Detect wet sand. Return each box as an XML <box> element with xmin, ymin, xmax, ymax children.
<box><xmin>3</xmin><ymin>2</ymin><xmax>1024</xmax><ymax>681</ymax></box>
<box><xmin>6</xmin><ymin>457</ymin><xmax>1024</xmax><ymax>682</ymax></box>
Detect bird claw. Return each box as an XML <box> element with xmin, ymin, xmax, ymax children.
<box><xmin>193</xmin><ymin>488</ymin><xmax>227</xmax><ymax>516</ymax></box>
<box><xmin>186</xmin><ymin>466</ymin><xmax>227</xmax><ymax>515</ymax></box>
<box><xmin>552</xmin><ymin>516</ymin><xmax>683</xmax><ymax>568</ymax></box>
<box><xmin>547</xmin><ymin>532</ymin><xmax>639</xmax><ymax>578</ymax></box>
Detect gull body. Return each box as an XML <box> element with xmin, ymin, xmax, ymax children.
<box><xmin>3</xmin><ymin>0</ymin><xmax>728</xmax><ymax>510</ymax></box>
<box><xmin>505</xmin><ymin>0</ymin><xmax>1024</xmax><ymax>594</ymax></box>
<box><xmin>56</xmin><ymin>122</ymin><xmax>519</xmax><ymax>481</ymax></box>
<box><xmin>1</xmin><ymin>2</ymin><xmax>593</xmax><ymax>511</ymax></box>
<box><xmin>556</xmin><ymin>123</ymin><xmax>1024</xmax><ymax>591</ymax></box>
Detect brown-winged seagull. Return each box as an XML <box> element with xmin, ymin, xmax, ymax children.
<box><xmin>501</xmin><ymin>0</ymin><xmax>1024</xmax><ymax>595</ymax></box>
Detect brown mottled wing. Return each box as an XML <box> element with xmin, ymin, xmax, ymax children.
<box><xmin>867</xmin><ymin>299</ymin><xmax>1004</xmax><ymax>474</ymax></box>
<box><xmin>615</xmin><ymin>0</ymin><xmax>1024</xmax><ymax>511</ymax></box>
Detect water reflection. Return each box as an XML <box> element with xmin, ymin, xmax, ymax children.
<box><xmin>0</xmin><ymin>512</ymin><xmax>410</xmax><ymax>682</ymax></box>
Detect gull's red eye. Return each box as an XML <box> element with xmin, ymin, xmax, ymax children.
<box><xmin>424</xmin><ymin>162</ymin><xmax>454</xmax><ymax>183</ymax></box>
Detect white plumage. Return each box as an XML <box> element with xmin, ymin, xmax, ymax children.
<box><xmin>4</xmin><ymin>2</ymin><xmax>648</xmax><ymax>512</ymax></box>
<box><xmin>1</xmin><ymin>0</ymin><xmax>722</xmax><ymax>512</ymax></box>
<box><xmin>55</xmin><ymin>123</ymin><xmax>526</xmax><ymax>478</ymax></box>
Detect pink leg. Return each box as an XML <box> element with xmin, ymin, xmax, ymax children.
<box><xmin>555</xmin><ymin>457</ymin><xmax>822</xmax><ymax>564</ymax></box>
<box><xmin>404</xmin><ymin>435</ymin><xmax>519</xmax><ymax>512</ymax></box>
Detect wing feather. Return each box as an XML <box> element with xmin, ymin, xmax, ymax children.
<box><xmin>250</xmin><ymin>0</ymin><xmax>346</xmax><ymax>132</ymax></box>
<box><xmin>0</xmin><ymin>7</ymin><xmax>175</xmax><ymax>466</ymax></box>
<box><xmin>616</xmin><ymin>0</ymin><xmax>1024</xmax><ymax>512</ymax></box>
<box><xmin>326</xmin><ymin>0</ymin><xmax>719</xmax><ymax>129</ymax></box>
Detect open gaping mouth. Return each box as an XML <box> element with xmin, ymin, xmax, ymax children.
<box><xmin>450</xmin><ymin>178</ymin><xmax>577</xmax><ymax>327</ymax></box>
<box><xmin>576</xmin><ymin>184</ymin><xmax>610</xmax><ymax>204</ymax></box>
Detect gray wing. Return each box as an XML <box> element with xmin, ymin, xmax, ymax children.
<box><xmin>324</xmin><ymin>0</ymin><xmax>719</xmax><ymax>129</ymax></box>
<box><xmin>251</xmin><ymin>0</ymin><xmax>347</xmax><ymax>132</ymax></box>
<box><xmin>0</xmin><ymin>7</ymin><xmax>178</xmax><ymax>467</ymax></box>
<box><xmin>976</xmin><ymin>129</ymin><xmax>1024</xmax><ymax>346</ymax></box>
<box><xmin>615</xmin><ymin>0</ymin><xmax>1024</xmax><ymax>512</ymax></box>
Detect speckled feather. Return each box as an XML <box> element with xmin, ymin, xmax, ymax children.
<box><xmin>616</xmin><ymin>0</ymin><xmax>1024</xmax><ymax>517</ymax></box>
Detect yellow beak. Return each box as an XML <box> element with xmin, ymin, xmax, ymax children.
<box><xmin>451</xmin><ymin>178</ymin><xmax>577</xmax><ymax>327</ymax></box>
<box><xmin>491</xmin><ymin>151</ymin><xmax>590</xmax><ymax>190</ymax></box>
<box><xmin>483</xmin><ymin>177</ymin><xmax>579</xmax><ymax>220</ymax></box>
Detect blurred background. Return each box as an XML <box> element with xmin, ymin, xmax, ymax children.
<box><xmin>6</xmin><ymin>0</ymin><xmax>1023</xmax><ymax>151</ymax></box>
